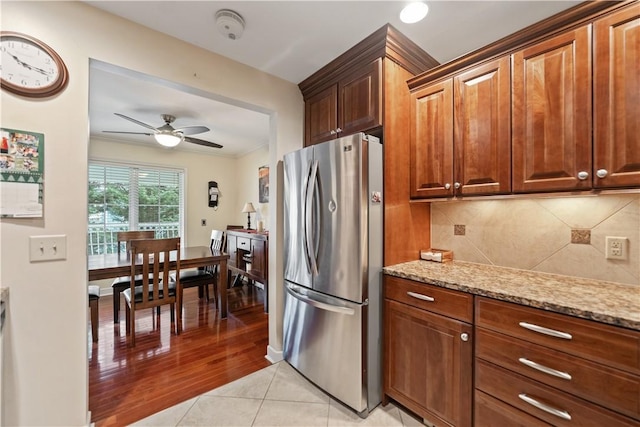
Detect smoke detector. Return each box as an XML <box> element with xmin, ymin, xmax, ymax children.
<box><xmin>215</xmin><ymin>9</ymin><xmax>245</xmax><ymax>40</ymax></box>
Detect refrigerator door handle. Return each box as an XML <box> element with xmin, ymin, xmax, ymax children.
<box><xmin>304</xmin><ymin>160</ymin><xmax>319</xmax><ymax>276</ymax></box>
<box><xmin>286</xmin><ymin>283</ymin><xmax>355</xmax><ymax>315</ymax></box>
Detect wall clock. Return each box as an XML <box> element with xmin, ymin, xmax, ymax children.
<box><xmin>0</xmin><ymin>31</ymin><xmax>69</xmax><ymax>98</ymax></box>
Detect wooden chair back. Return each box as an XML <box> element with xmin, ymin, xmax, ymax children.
<box><xmin>126</xmin><ymin>237</ymin><xmax>182</xmax><ymax>346</ymax></box>
<box><xmin>129</xmin><ymin>237</ymin><xmax>181</xmax><ymax>312</ymax></box>
<box><xmin>210</xmin><ymin>230</ymin><xmax>224</xmax><ymax>252</ymax></box>
<box><xmin>116</xmin><ymin>230</ymin><xmax>155</xmax><ymax>257</ymax></box>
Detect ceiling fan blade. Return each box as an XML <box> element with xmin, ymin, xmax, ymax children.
<box><xmin>114</xmin><ymin>113</ymin><xmax>159</xmax><ymax>131</ymax></box>
<box><xmin>103</xmin><ymin>131</ymin><xmax>154</xmax><ymax>136</ymax></box>
<box><xmin>175</xmin><ymin>125</ymin><xmax>210</xmax><ymax>136</ymax></box>
<box><xmin>184</xmin><ymin>136</ymin><xmax>223</xmax><ymax>149</ymax></box>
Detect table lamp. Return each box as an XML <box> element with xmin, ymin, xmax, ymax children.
<box><xmin>242</xmin><ymin>202</ymin><xmax>256</xmax><ymax>229</ymax></box>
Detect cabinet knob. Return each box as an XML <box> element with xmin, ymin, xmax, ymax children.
<box><xmin>454</xmin><ymin>182</ymin><xmax>461</xmax><ymax>189</ymax></box>
<box><xmin>596</xmin><ymin>169</ymin><xmax>608</xmax><ymax>179</ymax></box>
<box><xmin>444</xmin><ymin>183</ymin><xmax>451</xmax><ymax>190</ymax></box>
<box><xmin>336</xmin><ymin>127</ymin><xmax>342</xmax><ymax>133</ymax></box>
<box><xmin>577</xmin><ymin>171</ymin><xmax>589</xmax><ymax>180</ymax></box>
<box><xmin>330</xmin><ymin>130</ymin><xmax>336</xmax><ymax>135</ymax></box>
<box><xmin>460</xmin><ymin>333</ymin><xmax>469</xmax><ymax>342</ymax></box>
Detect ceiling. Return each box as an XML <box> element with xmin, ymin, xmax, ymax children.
<box><xmin>87</xmin><ymin>1</ymin><xmax>581</xmax><ymax>157</ymax></box>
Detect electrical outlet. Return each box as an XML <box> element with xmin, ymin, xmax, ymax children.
<box><xmin>605</xmin><ymin>236</ymin><xmax>628</xmax><ymax>260</ymax></box>
<box><xmin>201</xmin><ymin>219</ymin><xmax>207</xmax><ymax>226</ymax></box>
<box><xmin>29</xmin><ymin>235</ymin><xmax>67</xmax><ymax>262</ymax></box>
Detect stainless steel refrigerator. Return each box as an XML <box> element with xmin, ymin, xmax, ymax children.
<box><xmin>282</xmin><ymin>132</ymin><xmax>383</xmax><ymax>417</ymax></box>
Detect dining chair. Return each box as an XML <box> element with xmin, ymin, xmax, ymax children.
<box><xmin>111</xmin><ymin>230</ymin><xmax>155</xmax><ymax>323</ymax></box>
<box><xmin>178</xmin><ymin>230</ymin><xmax>224</xmax><ymax>305</ymax></box>
<box><xmin>123</xmin><ymin>237</ymin><xmax>181</xmax><ymax>347</ymax></box>
<box><xmin>88</xmin><ymin>285</ymin><xmax>101</xmax><ymax>342</ymax></box>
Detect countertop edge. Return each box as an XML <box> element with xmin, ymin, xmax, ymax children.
<box><xmin>383</xmin><ymin>264</ymin><xmax>640</xmax><ymax>331</ymax></box>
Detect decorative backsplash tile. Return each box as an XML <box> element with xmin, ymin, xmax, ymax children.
<box><xmin>431</xmin><ymin>194</ymin><xmax>640</xmax><ymax>285</ymax></box>
<box><xmin>571</xmin><ymin>229</ymin><xmax>591</xmax><ymax>244</ymax></box>
<box><xmin>454</xmin><ymin>224</ymin><xmax>466</xmax><ymax>236</ymax></box>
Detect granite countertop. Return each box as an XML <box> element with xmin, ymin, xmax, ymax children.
<box><xmin>383</xmin><ymin>260</ymin><xmax>640</xmax><ymax>331</ymax></box>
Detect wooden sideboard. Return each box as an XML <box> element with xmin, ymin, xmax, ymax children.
<box><xmin>226</xmin><ymin>229</ymin><xmax>268</xmax><ymax>312</ymax></box>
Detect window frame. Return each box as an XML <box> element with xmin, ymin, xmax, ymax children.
<box><xmin>88</xmin><ymin>159</ymin><xmax>185</xmax><ymax>255</ymax></box>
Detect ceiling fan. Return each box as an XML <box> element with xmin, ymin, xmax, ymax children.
<box><xmin>103</xmin><ymin>113</ymin><xmax>223</xmax><ymax>149</ymax></box>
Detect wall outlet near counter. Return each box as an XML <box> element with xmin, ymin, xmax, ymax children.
<box><xmin>605</xmin><ymin>236</ymin><xmax>628</xmax><ymax>260</ymax></box>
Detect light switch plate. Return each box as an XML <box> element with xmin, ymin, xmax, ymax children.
<box><xmin>29</xmin><ymin>235</ymin><xmax>67</xmax><ymax>262</ymax></box>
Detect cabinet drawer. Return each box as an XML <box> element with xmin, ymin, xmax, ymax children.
<box><xmin>475</xmin><ymin>390</ymin><xmax>551</xmax><ymax>427</ymax></box>
<box><xmin>236</xmin><ymin>237</ymin><xmax>251</xmax><ymax>250</ymax></box>
<box><xmin>476</xmin><ymin>360</ymin><xmax>639</xmax><ymax>427</ymax></box>
<box><xmin>475</xmin><ymin>297</ymin><xmax>640</xmax><ymax>373</ymax></box>
<box><xmin>384</xmin><ymin>276</ymin><xmax>473</xmax><ymax>323</ymax></box>
<box><xmin>477</xmin><ymin>327</ymin><xmax>640</xmax><ymax>420</ymax></box>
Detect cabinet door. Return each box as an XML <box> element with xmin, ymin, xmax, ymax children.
<box><xmin>594</xmin><ymin>4</ymin><xmax>640</xmax><ymax>189</ymax></box>
<box><xmin>410</xmin><ymin>79</ymin><xmax>454</xmax><ymax>198</ymax></box>
<box><xmin>384</xmin><ymin>299</ymin><xmax>472</xmax><ymax>427</ymax></box>
<box><xmin>512</xmin><ymin>26</ymin><xmax>592</xmax><ymax>193</ymax></box>
<box><xmin>305</xmin><ymin>84</ymin><xmax>338</xmax><ymax>146</ymax></box>
<box><xmin>339</xmin><ymin>59</ymin><xmax>382</xmax><ymax>137</ymax></box>
<box><xmin>250</xmin><ymin>238</ymin><xmax>267</xmax><ymax>282</ymax></box>
<box><xmin>454</xmin><ymin>57</ymin><xmax>511</xmax><ymax>196</ymax></box>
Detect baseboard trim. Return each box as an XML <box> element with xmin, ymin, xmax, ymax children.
<box><xmin>265</xmin><ymin>345</ymin><xmax>283</xmax><ymax>363</ymax></box>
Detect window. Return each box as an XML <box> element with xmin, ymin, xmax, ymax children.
<box><xmin>88</xmin><ymin>162</ymin><xmax>184</xmax><ymax>255</ymax></box>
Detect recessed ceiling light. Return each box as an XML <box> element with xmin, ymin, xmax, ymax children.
<box><xmin>400</xmin><ymin>2</ymin><xmax>429</xmax><ymax>24</ymax></box>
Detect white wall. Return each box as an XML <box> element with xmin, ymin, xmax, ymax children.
<box><xmin>235</xmin><ymin>146</ymin><xmax>270</xmax><ymax>229</ymax></box>
<box><xmin>0</xmin><ymin>2</ymin><xmax>302</xmax><ymax>425</ymax></box>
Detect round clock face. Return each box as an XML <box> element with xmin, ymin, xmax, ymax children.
<box><xmin>0</xmin><ymin>31</ymin><xmax>68</xmax><ymax>97</ymax></box>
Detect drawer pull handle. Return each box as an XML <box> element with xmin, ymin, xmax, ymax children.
<box><xmin>518</xmin><ymin>393</ymin><xmax>572</xmax><ymax>421</ymax></box>
<box><xmin>518</xmin><ymin>358</ymin><xmax>572</xmax><ymax>380</ymax></box>
<box><xmin>519</xmin><ymin>322</ymin><xmax>572</xmax><ymax>340</ymax></box>
<box><xmin>407</xmin><ymin>291</ymin><xmax>435</xmax><ymax>302</ymax></box>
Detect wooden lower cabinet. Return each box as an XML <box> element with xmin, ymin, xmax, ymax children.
<box><xmin>476</xmin><ymin>360</ymin><xmax>637</xmax><ymax>427</ymax></box>
<box><xmin>384</xmin><ymin>278</ymin><xmax>473</xmax><ymax>427</ymax></box>
<box><xmin>475</xmin><ymin>390</ymin><xmax>551</xmax><ymax>427</ymax></box>
<box><xmin>475</xmin><ymin>297</ymin><xmax>640</xmax><ymax>427</ymax></box>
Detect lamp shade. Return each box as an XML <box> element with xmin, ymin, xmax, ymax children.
<box><xmin>241</xmin><ymin>202</ymin><xmax>256</xmax><ymax>213</ymax></box>
<box><xmin>154</xmin><ymin>131</ymin><xmax>183</xmax><ymax>147</ymax></box>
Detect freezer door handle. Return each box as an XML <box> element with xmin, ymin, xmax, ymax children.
<box><xmin>304</xmin><ymin>160</ymin><xmax>319</xmax><ymax>276</ymax></box>
<box><xmin>286</xmin><ymin>283</ymin><xmax>355</xmax><ymax>315</ymax></box>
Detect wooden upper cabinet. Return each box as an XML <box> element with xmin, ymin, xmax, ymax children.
<box><xmin>593</xmin><ymin>3</ymin><xmax>640</xmax><ymax>189</ymax></box>
<box><xmin>339</xmin><ymin>59</ymin><xmax>382</xmax><ymax>137</ymax></box>
<box><xmin>304</xmin><ymin>59</ymin><xmax>382</xmax><ymax>146</ymax></box>
<box><xmin>512</xmin><ymin>25</ymin><xmax>592</xmax><ymax>193</ymax></box>
<box><xmin>454</xmin><ymin>57</ymin><xmax>511</xmax><ymax>196</ymax></box>
<box><xmin>410</xmin><ymin>56</ymin><xmax>511</xmax><ymax>199</ymax></box>
<box><xmin>305</xmin><ymin>85</ymin><xmax>338</xmax><ymax>146</ymax></box>
<box><xmin>410</xmin><ymin>79</ymin><xmax>454</xmax><ymax>198</ymax></box>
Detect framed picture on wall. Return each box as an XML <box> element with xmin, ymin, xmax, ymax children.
<box><xmin>258</xmin><ymin>165</ymin><xmax>269</xmax><ymax>203</ymax></box>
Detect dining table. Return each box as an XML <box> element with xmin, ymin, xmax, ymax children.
<box><xmin>88</xmin><ymin>245</ymin><xmax>230</xmax><ymax>319</ymax></box>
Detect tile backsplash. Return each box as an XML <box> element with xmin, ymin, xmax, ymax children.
<box><xmin>431</xmin><ymin>194</ymin><xmax>639</xmax><ymax>285</ymax></box>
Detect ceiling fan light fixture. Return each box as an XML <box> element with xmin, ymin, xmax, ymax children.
<box><xmin>400</xmin><ymin>2</ymin><xmax>429</xmax><ymax>24</ymax></box>
<box><xmin>154</xmin><ymin>131</ymin><xmax>183</xmax><ymax>147</ymax></box>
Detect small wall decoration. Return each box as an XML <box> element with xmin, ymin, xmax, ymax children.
<box><xmin>208</xmin><ymin>181</ymin><xmax>220</xmax><ymax>210</ymax></box>
<box><xmin>1</xmin><ymin>127</ymin><xmax>44</xmax><ymax>217</ymax></box>
<box><xmin>258</xmin><ymin>165</ymin><xmax>269</xmax><ymax>203</ymax></box>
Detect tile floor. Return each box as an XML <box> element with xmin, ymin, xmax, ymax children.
<box><xmin>132</xmin><ymin>361</ymin><xmax>424</xmax><ymax>426</ymax></box>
